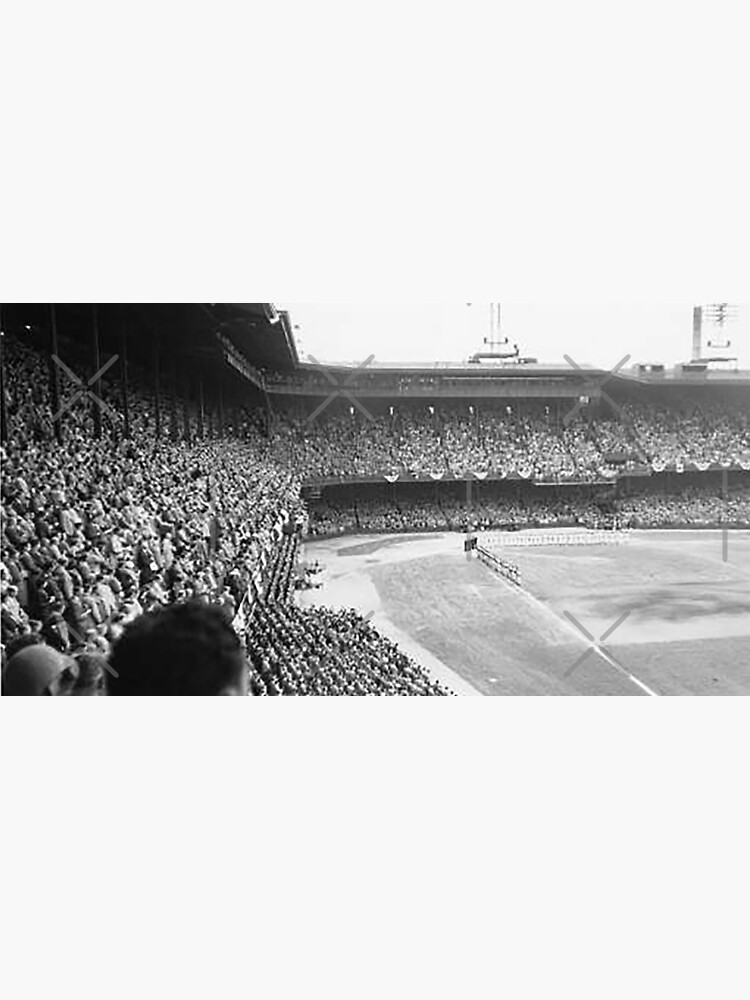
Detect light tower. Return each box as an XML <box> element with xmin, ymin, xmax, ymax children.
<box><xmin>465</xmin><ymin>304</ymin><xmax>536</xmax><ymax>364</ymax></box>
<box><xmin>691</xmin><ymin>303</ymin><xmax>738</xmax><ymax>365</ymax></box>
<box><xmin>467</xmin><ymin>303</ymin><xmax>515</xmax><ymax>359</ymax></box>
<box><xmin>489</xmin><ymin>302</ymin><xmax>501</xmax><ymax>343</ymax></box>
<box><xmin>484</xmin><ymin>303</ymin><xmax>512</xmax><ymax>353</ymax></box>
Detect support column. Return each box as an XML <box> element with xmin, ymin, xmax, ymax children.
<box><xmin>183</xmin><ymin>366</ymin><xmax>191</xmax><ymax>443</ymax></box>
<box><xmin>91</xmin><ymin>305</ymin><xmax>102</xmax><ymax>439</ymax></box>
<box><xmin>171</xmin><ymin>355</ymin><xmax>178</xmax><ymax>442</ymax></box>
<box><xmin>121</xmin><ymin>319</ymin><xmax>130</xmax><ymax>439</ymax></box>
<box><xmin>49</xmin><ymin>304</ymin><xmax>62</xmax><ymax>443</ymax></box>
<box><xmin>153</xmin><ymin>337</ymin><xmax>162</xmax><ymax>439</ymax></box>
<box><xmin>0</xmin><ymin>304</ymin><xmax>7</xmax><ymax>444</ymax></box>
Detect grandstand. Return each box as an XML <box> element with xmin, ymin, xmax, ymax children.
<box><xmin>1</xmin><ymin>303</ymin><xmax>749</xmax><ymax>695</ymax></box>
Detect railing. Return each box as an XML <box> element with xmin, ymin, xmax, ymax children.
<box><xmin>267</xmin><ymin>379</ymin><xmax>589</xmax><ymax>399</ymax></box>
<box><xmin>476</xmin><ymin>545</ymin><xmax>521</xmax><ymax>585</ymax></box>
<box><xmin>484</xmin><ymin>530</ymin><xmax>631</xmax><ymax>548</ymax></box>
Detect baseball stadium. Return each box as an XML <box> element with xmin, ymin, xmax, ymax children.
<box><xmin>1</xmin><ymin>303</ymin><xmax>748</xmax><ymax>695</ymax></box>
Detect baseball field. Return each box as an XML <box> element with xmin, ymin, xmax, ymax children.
<box><xmin>298</xmin><ymin>528</ymin><xmax>750</xmax><ymax>695</ymax></box>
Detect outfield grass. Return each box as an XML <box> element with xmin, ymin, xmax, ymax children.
<box><xmin>302</xmin><ymin>529</ymin><xmax>750</xmax><ymax>696</ymax></box>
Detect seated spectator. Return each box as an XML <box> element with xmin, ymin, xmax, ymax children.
<box><xmin>247</xmin><ymin>602</ymin><xmax>450</xmax><ymax>696</ymax></box>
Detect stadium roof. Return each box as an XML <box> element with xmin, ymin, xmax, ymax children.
<box><xmin>1</xmin><ymin>303</ymin><xmax>299</xmax><ymax>374</ymax></box>
<box><xmin>294</xmin><ymin>358</ymin><xmax>750</xmax><ymax>386</ymax></box>
<box><xmin>206</xmin><ymin>304</ymin><xmax>299</xmax><ymax>371</ymax></box>
<box><xmin>4</xmin><ymin>304</ymin><xmax>747</xmax><ymax>389</ymax></box>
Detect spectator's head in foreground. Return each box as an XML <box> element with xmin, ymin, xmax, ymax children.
<box><xmin>107</xmin><ymin>601</ymin><xmax>248</xmax><ymax>696</ymax></box>
<box><xmin>3</xmin><ymin>644</ymin><xmax>79</xmax><ymax>696</ymax></box>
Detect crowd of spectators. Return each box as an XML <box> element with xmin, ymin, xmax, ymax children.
<box><xmin>619</xmin><ymin>485</ymin><xmax>750</xmax><ymax>528</ymax></box>
<box><xmin>0</xmin><ymin>332</ymin><xmax>300</xmax><ymax>670</ymax></box>
<box><xmin>623</xmin><ymin>403</ymin><xmax>750</xmax><ymax>469</ymax></box>
<box><xmin>310</xmin><ymin>486</ymin><xmax>750</xmax><ymax>537</ymax></box>
<box><xmin>3</xmin><ymin>327</ymin><xmax>750</xmax><ymax>695</ymax></box>
<box><xmin>264</xmin><ymin>401</ymin><xmax>750</xmax><ymax>482</ymax></box>
<box><xmin>0</xmin><ymin>332</ymin><xmax>450</xmax><ymax>695</ymax></box>
<box><xmin>308</xmin><ymin>481</ymin><xmax>750</xmax><ymax>537</ymax></box>
<box><xmin>308</xmin><ymin>486</ymin><xmax>619</xmax><ymax>537</ymax></box>
<box><xmin>247</xmin><ymin>603</ymin><xmax>450</xmax><ymax>696</ymax></box>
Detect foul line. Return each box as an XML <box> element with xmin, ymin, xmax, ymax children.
<box><xmin>576</xmin><ymin>635</ymin><xmax>659</xmax><ymax>697</ymax></box>
<box><xmin>474</xmin><ymin>551</ymin><xmax>659</xmax><ymax>697</ymax></box>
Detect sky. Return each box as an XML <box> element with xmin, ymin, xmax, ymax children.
<box><xmin>279</xmin><ymin>304</ymin><xmax>749</xmax><ymax>370</ymax></box>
